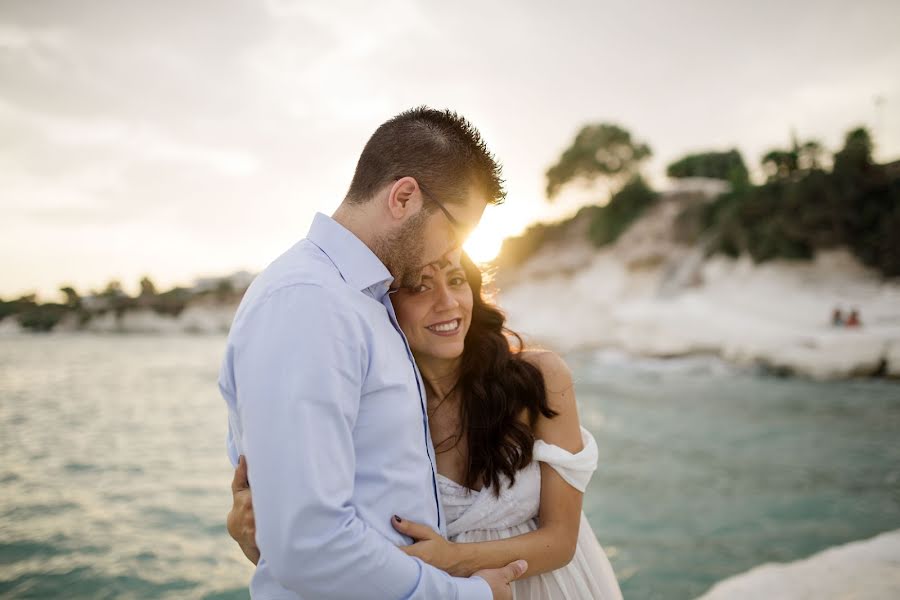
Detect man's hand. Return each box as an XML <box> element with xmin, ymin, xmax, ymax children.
<box><xmin>474</xmin><ymin>560</ymin><xmax>528</xmax><ymax>600</ymax></box>
<box><xmin>226</xmin><ymin>455</ymin><xmax>260</xmax><ymax>565</ymax></box>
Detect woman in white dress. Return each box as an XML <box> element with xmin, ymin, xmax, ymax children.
<box><xmin>228</xmin><ymin>252</ymin><xmax>622</xmax><ymax>600</ymax></box>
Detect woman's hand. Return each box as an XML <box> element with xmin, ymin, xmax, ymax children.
<box><xmin>392</xmin><ymin>515</ymin><xmax>468</xmax><ymax>576</ymax></box>
<box><xmin>227</xmin><ymin>455</ymin><xmax>260</xmax><ymax>565</ymax></box>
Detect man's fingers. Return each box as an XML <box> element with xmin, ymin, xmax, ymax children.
<box><xmin>243</xmin><ymin>521</ymin><xmax>256</xmax><ymax>539</ymax></box>
<box><xmin>231</xmin><ymin>455</ymin><xmax>249</xmax><ymax>493</ymax></box>
<box><xmin>391</xmin><ymin>515</ymin><xmax>438</xmax><ymax>541</ymax></box>
<box><xmin>501</xmin><ymin>559</ymin><xmax>528</xmax><ymax>583</ymax></box>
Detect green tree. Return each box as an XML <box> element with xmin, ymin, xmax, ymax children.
<box><xmin>101</xmin><ymin>280</ymin><xmax>124</xmax><ymax>297</ymax></box>
<box><xmin>797</xmin><ymin>140</ymin><xmax>824</xmax><ymax>170</ymax></box>
<box><xmin>666</xmin><ymin>149</ymin><xmax>749</xmax><ymax>186</ymax></box>
<box><xmin>761</xmin><ymin>135</ymin><xmax>826</xmax><ymax>181</ymax></box>
<box><xmin>0</xmin><ymin>294</ymin><xmax>37</xmax><ymax>322</ymax></box>
<box><xmin>60</xmin><ymin>286</ymin><xmax>81</xmax><ymax>308</ymax></box>
<box><xmin>761</xmin><ymin>149</ymin><xmax>799</xmax><ymax>180</ymax></box>
<box><xmin>18</xmin><ymin>304</ymin><xmax>67</xmax><ymax>332</ymax></box>
<box><xmin>154</xmin><ymin>287</ymin><xmax>191</xmax><ymax>316</ymax></box>
<box><xmin>139</xmin><ymin>276</ymin><xmax>157</xmax><ymax>297</ymax></box>
<box><xmin>832</xmin><ymin>127</ymin><xmax>873</xmax><ymax>178</ymax></box>
<box><xmin>99</xmin><ymin>279</ymin><xmax>132</xmax><ymax>318</ymax></box>
<box><xmin>695</xmin><ymin>125</ymin><xmax>899</xmax><ymax>276</ymax></box>
<box><xmin>214</xmin><ymin>279</ymin><xmax>234</xmax><ymax>302</ymax></box>
<box><xmin>545</xmin><ymin>123</ymin><xmax>651</xmax><ymax>200</ymax></box>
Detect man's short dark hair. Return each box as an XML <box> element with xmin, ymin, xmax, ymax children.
<box><xmin>344</xmin><ymin>106</ymin><xmax>505</xmax><ymax>207</ymax></box>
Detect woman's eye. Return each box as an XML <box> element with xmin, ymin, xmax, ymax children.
<box><xmin>449</xmin><ymin>277</ymin><xmax>466</xmax><ymax>287</ymax></box>
<box><xmin>412</xmin><ymin>284</ymin><xmax>430</xmax><ymax>293</ymax></box>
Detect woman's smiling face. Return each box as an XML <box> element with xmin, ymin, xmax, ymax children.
<box><xmin>391</xmin><ymin>253</ymin><xmax>474</xmax><ymax>362</ymax></box>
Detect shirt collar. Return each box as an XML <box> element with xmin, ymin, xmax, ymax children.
<box><xmin>306</xmin><ymin>212</ymin><xmax>394</xmax><ymax>297</ymax></box>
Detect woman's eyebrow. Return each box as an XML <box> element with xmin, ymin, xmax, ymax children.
<box><xmin>446</xmin><ymin>268</ymin><xmax>464</xmax><ymax>278</ymax></box>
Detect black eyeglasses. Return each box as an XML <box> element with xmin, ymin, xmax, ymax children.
<box><xmin>407</xmin><ymin>179</ymin><xmax>462</xmax><ymax>230</ymax></box>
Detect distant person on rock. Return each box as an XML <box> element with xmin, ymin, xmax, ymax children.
<box><xmin>831</xmin><ymin>307</ymin><xmax>844</xmax><ymax>327</ymax></box>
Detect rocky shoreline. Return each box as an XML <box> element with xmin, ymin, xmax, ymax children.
<box><xmin>696</xmin><ymin>529</ymin><xmax>900</xmax><ymax>599</ymax></box>
<box><xmin>495</xmin><ymin>190</ymin><xmax>900</xmax><ymax>380</ymax></box>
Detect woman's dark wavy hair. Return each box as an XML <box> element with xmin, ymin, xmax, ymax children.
<box><xmin>430</xmin><ymin>253</ymin><xmax>558</xmax><ymax>496</ymax></box>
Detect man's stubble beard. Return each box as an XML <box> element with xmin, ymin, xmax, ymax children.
<box><xmin>375</xmin><ymin>209</ymin><xmax>429</xmax><ymax>289</ymax></box>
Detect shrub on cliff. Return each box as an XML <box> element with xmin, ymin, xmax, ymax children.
<box><xmin>697</xmin><ymin>127</ymin><xmax>900</xmax><ymax>276</ymax></box>
<box><xmin>588</xmin><ymin>175</ymin><xmax>659</xmax><ymax>247</ymax></box>
<box><xmin>666</xmin><ymin>149</ymin><xmax>749</xmax><ymax>187</ymax></box>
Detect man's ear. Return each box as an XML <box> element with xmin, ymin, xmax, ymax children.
<box><xmin>387</xmin><ymin>177</ymin><xmax>424</xmax><ymax>220</ymax></box>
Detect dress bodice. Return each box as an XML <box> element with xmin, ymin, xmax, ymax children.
<box><xmin>438</xmin><ymin>426</ymin><xmax>598</xmax><ymax>539</ymax></box>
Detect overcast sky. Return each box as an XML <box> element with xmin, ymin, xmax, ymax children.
<box><xmin>2</xmin><ymin>0</ymin><xmax>899</xmax><ymax>299</ymax></box>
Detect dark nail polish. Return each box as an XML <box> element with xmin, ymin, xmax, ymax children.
<box><xmin>393</xmin><ymin>515</ymin><xmax>402</xmax><ymax>523</ymax></box>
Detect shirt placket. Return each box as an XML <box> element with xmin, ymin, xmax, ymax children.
<box><xmin>378</xmin><ymin>285</ymin><xmax>443</xmax><ymax>531</ymax></box>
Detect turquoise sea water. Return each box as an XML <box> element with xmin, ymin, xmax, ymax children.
<box><xmin>1</xmin><ymin>335</ymin><xmax>898</xmax><ymax>599</ymax></box>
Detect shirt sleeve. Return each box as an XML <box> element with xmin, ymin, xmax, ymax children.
<box><xmin>232</xmin><ymin>284</ymin><xmax>491</xmax><ymax>600</ymax></box>
<box><xmin>225</xmin><ymin>409</ymin><xmax>241</xmax><ymax>468</ymax></box>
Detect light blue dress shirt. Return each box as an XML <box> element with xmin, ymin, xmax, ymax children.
<box><xmin>219</xmin><ymin>212</ymin><xmax>491</xmax><ymax>599</ymax></box>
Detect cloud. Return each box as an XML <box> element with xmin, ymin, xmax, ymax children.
<box><xmin>2</xmin><ymin>0</ymin><xmax>900</xmax><ymax>299</ymax></box>
<box><xmin>0</xmin><ymin>97</ymin><xmax>260</xmax><ymax>176</ymax></box>
<box><xmin>0</xmin><ymin>23</ymin><xmax>68</xmax><ymax>51</ymax></box>
<box><xmin>0</xmin><ymin>22</ymin><xmax>73</xmax><ymax>77</ymax></box>
<box><xmin>242</xmin><ymin>0</ymin><xmax>435</xmax><ymax>123</ymax></box>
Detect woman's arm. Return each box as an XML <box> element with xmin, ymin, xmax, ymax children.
<box><xmin>394</xmin><ymin>351</ymin><xmax>586</xmax><ymax>578</ymax></box>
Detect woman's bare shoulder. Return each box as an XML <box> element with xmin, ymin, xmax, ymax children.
<box><xmin>519</xmin><ymin>349</ymin><xmax>573</xmax><ymax>390</ymax></box>
<box><xmin>521</xmin><ymin>350</ymin><xmax>582</xmax><ymax>450</ymax></box>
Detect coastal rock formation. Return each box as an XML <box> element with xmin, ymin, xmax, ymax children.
<box><xmin>495</xmin><ymin>191</ymin><xmax>900</xmax><ymax>380</ymax></box>
<box><xmin>696</xmin><ymin>529</ymin><xmax>900</xmax><ymax>600</ymax></box>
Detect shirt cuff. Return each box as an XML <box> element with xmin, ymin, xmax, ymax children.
<box><xmin>455</xmin><ymin>575</ymin><xmax>492</xmax><ymax>600</ymax></box>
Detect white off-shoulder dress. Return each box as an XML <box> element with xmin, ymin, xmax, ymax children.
<box><xmin>439</xmin><ymin>427</ymin><xmax>623</xmax><ymax>600</ymax></box>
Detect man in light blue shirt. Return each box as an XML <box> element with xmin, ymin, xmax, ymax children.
<box><xmin>219</xmin><ymin>108</ymin><xmax>526</xmax><ymax>599</ymax></box>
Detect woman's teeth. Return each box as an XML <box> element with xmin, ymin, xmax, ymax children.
<box><xmin>428</xmin><ymin>319</ymin><xmax>460</xmax><ymax>333</ymax></box>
